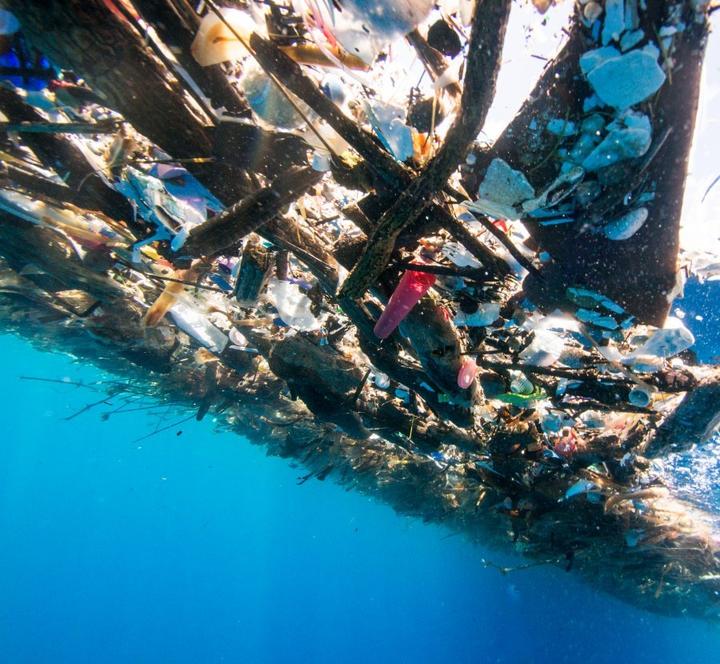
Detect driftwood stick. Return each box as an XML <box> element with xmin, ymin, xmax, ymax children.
<box><xmin>0</xmin><ymin>120</ymin><xmax>122</xmax><ymax>134</ymax></box>
<box><xmin>406</xmin><ymin>29</ymin><xmax>462</xmax><ymax>98</ymax></box>
<box><xmin>441</xmin><ymin>213</ymin><xmax>511</xmax><ymax>277</ymax></box>
<box><xmin>468</xmin><ymin>212</ymin><xmax>542</xmax><ymax>278</ymax></box>
<box><xmin>338</xmin><ymin>1</ymin><xmax>513</xmax><ymax>299</ymax></box>
<box><xmin>396</xmin><ymin>261</ymin><xmax>492</xmax><ymax>281</ymax></box>
<box><xmin>132</xmin><ymin>0</ymin><xmax>250</xmax><ymax>116</ymax></box>
<box><xmin>0</xmin><ymin>85</ymin><xmax>135</xmax><ymax>226</ymax></box>
<box><xmin>248</xmin><ymin>32</ymin><xmax>407</xmax><ymax>186</ymax></box>
<box><xmin>247</xmin><ymin>17</ymin><xmax>509</xmax><ymax>284</ymax></box>
<box><xmin>182</xmin><ymin>166</ymin><xmax>323</xmax><ymax>257</ymax></box>
<box><xmin>476</xmin><ymin>359</ymin><xmax>633</xmax><ymax>384</ymax></box>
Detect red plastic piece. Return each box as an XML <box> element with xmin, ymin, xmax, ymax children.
<box><xmin>373</xmin><ymin>269</ymin><xmax>436</xmax><ymax>339</ymax></box>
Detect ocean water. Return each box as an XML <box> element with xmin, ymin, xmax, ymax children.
<box><xmin>1</xmin><ymin>281</ymin><xmax>719</xmax><ymax>663</ymax></box>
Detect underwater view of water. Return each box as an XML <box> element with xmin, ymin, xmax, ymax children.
<box><xmin>0</xmin><ymin>279</ymin><xmax>719</xmax><ymax>663</ymax></box>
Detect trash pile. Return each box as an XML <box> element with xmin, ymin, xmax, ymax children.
<box><xmin>0</xmin><ymin>0</ymin><xmax>718</xmax><ymax>620</ymax></box>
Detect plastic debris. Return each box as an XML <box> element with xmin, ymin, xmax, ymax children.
<box><xmin>242</xmin><ymin>66</ymin><xmax>308</xmax><ymax>130</ymax></box>
<box><xmin>374</xmin><ymin>268</ymin><xmax>436</xmax><ymax>339</ymax></box>
<box><xmin>266</xmin><ymin>277</ymin><xmax>321</xmax><ymax>331</ymax></box>
<box><xmin>564</xmin><ymin>479</ymin><xmax>599</xmax><ymax>500</ymax></box>
<box><xmin>582</xmin><ymin>111</ymin><xmax>652</xmax><ymax>171</ymax></box>
<box><xmin>338</xmin><ymin>0</ymin><xmax>433</xmax><ymax>38</ymax></box>
<box><xmin>601</xmin><ymin>0</ymin><xmax>625</xmax><ymax>45</ymax></box>
<box><xmin>457</xmin><ymin>356</ymin><xmax>478</xmax><ymax>389</ymax></box>
<box><xmin>0</xmin><ymin>0</ymin><xmax>717</xmax><ymax>625</ymax></box>
<box><xmin>169</xmin><ymin>300</ymin><xmax>229</xmax><ymax>353</ymax></box>
<box><xmin>364</xmin><ymin>101</ymin><xmax>414</xmax><ymax>162</ymax></box>
<box><xmin>475</xmin><ymin>159</ymin><xmax>535</xmax><ymax>219</ymax></box>
<box><xmin>454</xmin><ymin>303</ymin><xmax>500</xmax><ymax>328</ymax></box>
<box><xmin>547</xmin><ymin>118</ymin><xmax>577</xmax><ymax>137</ymax></box>
<box><xmin>144</xmin><ymin>274</ymin><xmax>188</xmax><ymax>327</ymax></box>
<box><xmin>628</xmin><ymin>386</ymin><xmax>654</xmax><ymax>407</ymax></box>
<box><xmin>580</xmin><ymin>45</ymin><xmax>666</xmax><ymax>110</ymax></box>
<box><xmin>442</xmin><ymin>242</ymin><xmax>483</xmax><ymax>268</ymax></box>
<box><xmin>518</xmin><ymin>328</ymin><xmax>566</xmax><ymax>367</ymax></box>
<box><xmin>191</xmin><ymin>9</ymin><xmax>255</xmax><ymax>66</ymax></box>
<box><xmin>603</xmin><ymin>207</ymin><xmax>648</xmax><ymax>240</ymax></box>
<box><xmin>633</xmin><ymin>319</ymin><xmax>695</xmax><ymax>359</ymax></box>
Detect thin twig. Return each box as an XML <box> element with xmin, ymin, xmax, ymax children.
<box><xmin>132</xmin><ymin>413</ymin><xmax>196</xmax><ymax>443</ymax></box>
<box><xmin>466</xmin><ymin>210</ymin><xmax>542</xmax><ymax>278</ymax></box>
<box><xmin>0</xmin><ymin>120</ymin><xmax>122</xmax><ymax>134</ymax></box>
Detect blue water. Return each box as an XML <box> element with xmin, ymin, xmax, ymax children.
<box><xmin>1</xmin><ymin>278</ymin><xmax>719</xmax><ymax>663</ymax></box>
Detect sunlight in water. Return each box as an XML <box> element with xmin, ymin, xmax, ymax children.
<box><xmin>656</xmin><ymin>431</ymin><xmax>720</xmax><ymax>517</ymax></box>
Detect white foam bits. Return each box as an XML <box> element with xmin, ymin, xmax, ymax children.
<box><xmin>191</xmin><ymin>9</ymin><xmax>255</xmax><ymax>67</ymax></box>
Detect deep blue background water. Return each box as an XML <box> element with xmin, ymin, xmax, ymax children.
<box><xmin>1</xmin><ymin>279</ymin><xmax>720</xmax><ymax>664</ymax></box>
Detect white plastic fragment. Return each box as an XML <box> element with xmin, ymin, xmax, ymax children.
<box><xmin>567</xmin><ymin>287</ymin><xmax>625</xmax><ymax>314</ymax></box>
<box><xmin>541</xmin><ymin>408</ymin><xmax>575</xmax><ymax>433</ymax></box>
<box><xmin>442</xmin><ymin>242</ymin><xmax>483</xmax><ymax>268</ymax></box>
<box><xmin>625</xmin><ymin>0</ymin><xmax>640</xmax><ymax>30</ymax></box>
<box><xmin>266</xmin><ymin>277</ymin><xmax>321</xmax><ymax>331</ymax></box>
<box><xmin>169</xmin><ymin>301</ymin><xmax>229</xmax><ymax>353</ymax></box>
<box><xmin>633</xmin><ymin>318</ymin><xmax>695</xmax><ymax>359</ymax></box>
<box><xmin>339</xmin><ymin>0</ymin><xmax>433</xmax><ymax>38</ymax></box>
<box><xmin>454</xmin><ymin>303</ymin><xmax>501</xmax><ymax>328</ymax></box>
<box><xmin>518</xmin><ymin>329</ymin><xmax>566</xmax><ymax>367</ymax></box>
<box><xmin>603</xmin><ymin>206</ymin><xmax>648</xmax><ymax>240</ymax></box>
<box><xmin>575</xmin><ymin>308</ymin><xmax>618</xmax><ymax>329</ymax></box>
<box><xmin>242</xmin><ymin>66</ymin><xmax>307</xmax><ymax>130</ymax></box>
<box><xmin>583</xmin><ymin>2</ymin><xmax>603</xmax><ymax>23</ymax></box>
<box><xmin>601</xmin><ymin>0</ymin><xmax>625</xmax><ymax>45</ymax></box>
<box><xmin>475</xmin><ymin>159</ymin><xmax>535</xmax><ymax>219</ymax></box>
<box><xmin>229</xmin><ymin>327</ymin><xmax>249</xmax><ymax>349</ymax></box>
<box><xmin>372</xmin><ymin>370</ymin><xmax>391</xmax><ymax>389</ymax></box>
<box><xmin>191</xmin><ymin>9</ymin><xmax>255</xmax><ymax>66</ymax></box>
<box><xmin>620</xmin><ymin>28</ymin><xmax>644</xmax><ymax>51</ymax></box>
<box><xmin>364</xmin><ymin>101</ymin><xmax>414</xmax><ymax>162</ymax></box>
<box><xmin>580</xmin><ymin>45</ymin><xmax>666</xmax><ymax>110</ymax></box>
<box><xmin>582</xmin><ymin>111</ymin><xmax>652</xmax><ymax>171</ymax></box>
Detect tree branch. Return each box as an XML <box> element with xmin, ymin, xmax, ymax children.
<box><xmin>338</xmin><ymin>0</ymin><xmax>513</xmax><ymax>299</ymax></box>
<box><xmin>182</xmin><ymin>166</ymin><xmax>323</xmax><ymax>258</ymax></box>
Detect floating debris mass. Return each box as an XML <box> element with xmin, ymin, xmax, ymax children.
<box><xmin>0</xmin><ymin>0</ymin><xmax>718</xmax><ymax>622</ymax></box>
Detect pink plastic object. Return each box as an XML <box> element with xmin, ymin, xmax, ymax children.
<box><xmin>554</xmin><ymin>427</ymin><xmax>578</xmax><ymax>459</ymax></box>
<box><xmin>373</xmin><ymin>269</ymin><xmax>436</xmax><ymax>339</ymax></box>
<box><xmin>457</xmin><ymin>357</ymin><xmax>478</xmax><ymax>389</ymax></box>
